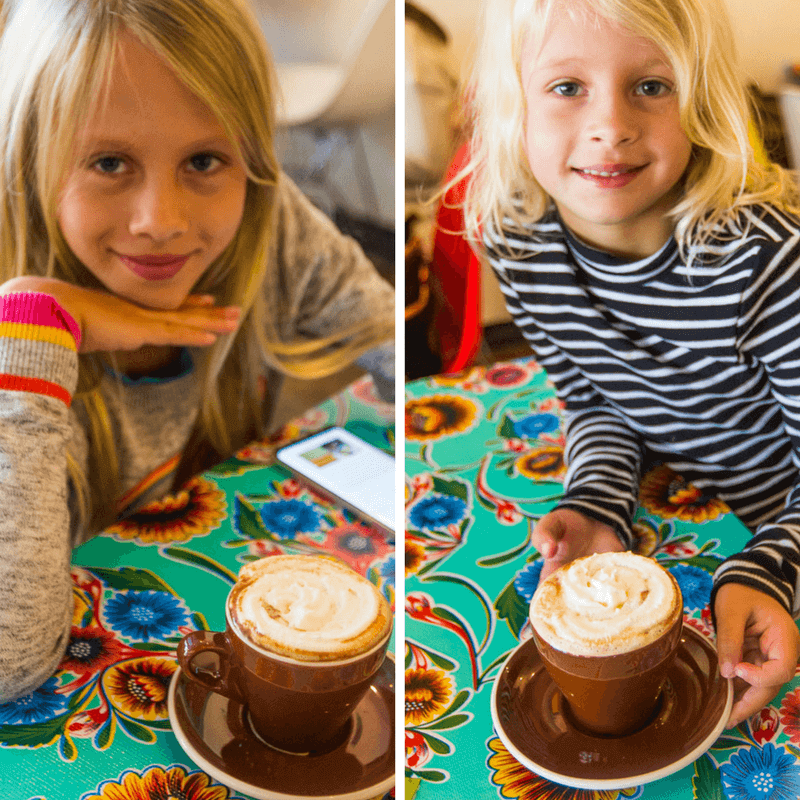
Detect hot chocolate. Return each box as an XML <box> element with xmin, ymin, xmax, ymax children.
<box><xmin>229</xmin><ymin>554</ymin><xmax>392</xmax><ymax>662</ymax></box>
<box><xmin>530</xmin><ymin>551</ymin><xmax>682</xmax><ymax>657</ymax></box>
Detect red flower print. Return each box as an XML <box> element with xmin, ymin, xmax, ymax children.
<box><xmin>780</xmin><ymin>688</ymin><xmax>800</xmax><ymax>744</ymax></box>
<box><xmin>752</xmin><ymin>706</ymin><xmax>779</xmax><ymax>744</ymax></box>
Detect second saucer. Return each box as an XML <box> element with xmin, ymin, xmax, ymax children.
<box><xmin>491</xmin><ymin>627</ymin><xmax>732</xmax><ymax>790</ymax></box>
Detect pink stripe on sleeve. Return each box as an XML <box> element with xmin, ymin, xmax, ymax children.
<box><xmin>0</xmin><ymin>292</ymin><xmax>82</xmax><ymax>349</ymax></box>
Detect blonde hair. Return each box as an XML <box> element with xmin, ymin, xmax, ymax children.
<box><xmin>464</xmin><ymin>0</ymin><xmax>800</xmax><ymax>254</ymax></box>
<box><xmin>0</xmin><ymin>0</ymin><xmax>390</xmax><ymax>530</ymax></box>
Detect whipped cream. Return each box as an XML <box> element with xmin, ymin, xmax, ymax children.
<box><xmin>529</xmin><ymin>552</ymin><xmax>681</xmax><ymax>656</ymax></box>
<box><xmin>230</xmin><ymin>555</ymin><xmax>391</xmax><ymax>661</ymax></box>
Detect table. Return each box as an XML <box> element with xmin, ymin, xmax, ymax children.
<box><xmin>0</xmin><ymin>375</ymin><xmax>395</xmax><ymax>800</ymax></box>
<box><xmin>404</xmin><ymin>357</ymin><xmax>800</xmax><ymax>800</ymax></box>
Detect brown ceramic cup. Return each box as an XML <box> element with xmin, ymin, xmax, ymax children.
<box><xmin>177</xmin><ymin>555</ymin><xmax>392</xmax><ymax>754</ymax></box>
<box><xmin>530</xmin><ymin>552</ymin><xmax>683</xmax><ymax>737</ymax></box>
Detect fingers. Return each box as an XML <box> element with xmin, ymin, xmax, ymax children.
<box><xmin>726</xmin><ymin>682</ymin><xmax>779</xmax><ymax>729</ymax></box>
<box><xmin>735</xmin><ymin>656</ymin><xmax>796</xmax><ymax>689</ymax></box>
<box><xmin>532</xmin><ymin>515</ymin><xmax>565</xmax><ymax>561</ymax></box>
<box><xmin>714</xmin><ymin>589</ymin><xmax>748</xmax><ymax>679</ymax></box>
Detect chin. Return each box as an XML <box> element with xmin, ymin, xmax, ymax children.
<box><xmin>126</xmin><ymin>290</ymin><xmax>187</xmax><ymax>311</ymax></box>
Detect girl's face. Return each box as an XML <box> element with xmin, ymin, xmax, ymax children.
<box><xmin>58</xmin><ymin>33</ymin><xmax>248</xmax><ymax>310</ymax></box>
<box><xmin>521</xmin><ymin>12</ymin><xmax>692</xmax><ymax>258</ymax></box>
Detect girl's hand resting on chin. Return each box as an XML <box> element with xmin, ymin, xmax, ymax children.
<box><xmin>532</xmin><ymin>508</ymin><xmax>624</xmax><ymax>582</ymax></box>
<box><xmin>0</xmin><ymin>277</ymin><xmax>240</xmax><ymax>353</ymax></box>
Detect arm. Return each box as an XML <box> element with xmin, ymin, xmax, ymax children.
<box><xmin>484</xmin><ymin>226</ymin><xmax>644</xmax><ymax>558</ymax></box>
<box><xmin>713</xmin><ymin>215</ymin><xmax>800</xmax><ymax>617</ymax></box>
<box><xmin>0</xmin><ymin>292</ymin><xmax>79</xmax><ymax>701</ymax></box>
<box><xmin>0</xmin><ymin>282</ymin><xmax>239</xmax><ymax>700</ymax></box>
<box><xmin>711</xmin><ymin>212</ymin><xmax>800</xmax><ymax>725</ymax></box>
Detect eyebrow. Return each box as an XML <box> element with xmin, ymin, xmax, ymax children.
<box><xmin>77</xmin><ymin>135</ymin><xmax>234</xmax><ymax>152</ymax></box>
<box><xmin>533</xmin><ymin>56</ymin><xmax>672</xmax><ymax>72</ymax></box>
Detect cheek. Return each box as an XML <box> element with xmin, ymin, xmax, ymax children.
<box><xmin>208</xmin><ymin>180</ymin><xmax>247</xmax><ymax>245</ymax></box>
<box><xmin>57</xmin><ymin>184</ymin><xmax>112</xmax><ymax>251</ymax></box>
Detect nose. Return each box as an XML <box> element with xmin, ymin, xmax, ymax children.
<box><xmin>127</xmin><ymin>173</ymin><xmax>190</xmax><ymax>242</ymax></box>
<box><xmin>585</xmin><ymin>89</ymin><xmax>640</xmax><ymax>147</ymax></box>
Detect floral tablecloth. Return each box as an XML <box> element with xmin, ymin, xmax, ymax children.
<box><xmin>0</xmin><ymin>375</ymin><xmax>395</xmax><ymax>800</ymax></box>
<box><xmin>404</xmin><ymin>357</ymin><xmax>800</xmax><ymax>800</ymax></box>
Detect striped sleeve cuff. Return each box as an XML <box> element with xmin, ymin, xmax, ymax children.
<box><xmin>0</xmin><ymin>292</ymin><xmax>80</xmax><ymax>406</ymax></box>
<box><xmin>710</xmin><ymin>521</ymin><xmax>800</xmax><ymax>619</ymax></box>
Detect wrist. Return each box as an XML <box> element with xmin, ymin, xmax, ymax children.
<box><xmin>0</xmin><ymin>289</ymin><xmax>82</xmax><ymax>349</ymax></box>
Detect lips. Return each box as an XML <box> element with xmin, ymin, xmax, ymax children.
<box><xmin>573</xmin><ymin>163</ymin><xmax>645</xmax><ymax>189</ymax></box>
<box><xmin>117</xmin><ymin>252</ymin><xmax>190</xmax><ymax>280</ymax></box>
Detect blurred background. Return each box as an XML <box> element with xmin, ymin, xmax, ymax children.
<box><xmin>248</xmin><ymin>0</ymin><xmax>396</xmax><ymax>425</ymax></box>
<box><xmin>405</xmin><ymin>0</ymin><xmax>800</xmax><ymax>381</ymax></box>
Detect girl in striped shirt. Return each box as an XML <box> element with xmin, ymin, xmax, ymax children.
<box><xmin>466</xmin><ymin>0</ymin><xmax>800</xmax><ymax>727</ymax></box>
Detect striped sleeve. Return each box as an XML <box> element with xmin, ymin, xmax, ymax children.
<box><xmin>711</xmin><ymin>215</ymin><xmax>800</xmax><ymax>616</ymax></box>
<box><xmin>486</xmin><ymin>224</ymin><xmax>643</xmax><ymax>547</ymax></box>
<box><xmin>557</xmin><ymin>408</ymin><xmax>644</xmax><ymax>548</ymax></box>
<box><xmin>0</xmin><ymin>292</ymin><xmax>81</xmax><ymax>406</ymax></box>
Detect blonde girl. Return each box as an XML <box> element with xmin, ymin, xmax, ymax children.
<box><xmin>466</xmin><ymin>0</ymin><xmax>800</xmax><ymax>727</ymax></box>
<box><xmin>0</xmin><ymin>0</ymin><xmax>393</xmax><ymax>701</ymax></box>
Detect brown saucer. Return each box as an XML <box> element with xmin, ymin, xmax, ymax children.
<box><xmin>491</xmin><ymin>627</ymin><xmax>732</xmax><ymax>789</ymax></box>
<box><xmin>168</xmin><ymin>656</ymin><xmax>395</xmax><ymax>800</ymax></box>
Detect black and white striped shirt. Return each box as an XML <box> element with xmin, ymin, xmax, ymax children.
<box><xmin>484</xmin><ymin>204</ymin><xmax>800</xmax><ymax>616</ymax></box>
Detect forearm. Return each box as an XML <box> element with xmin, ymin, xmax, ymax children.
<box><xmin>0</xmin><ymin>293</ymin><xmax>79</xmax><ymax>701</ymax></box>
<box><xmin>558</xmin><ymin>407</ymin><xmax>644</xmax><ymax>548</ymax></box>
<box><xmin>712</xmin><ymin>495</ymin><xmax>800</xmax><ymax>618</ymax></box>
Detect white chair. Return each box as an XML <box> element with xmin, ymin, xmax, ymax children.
<box><xmin>252</xmin><ymin>0</ymin><xmax>394</xmax><ymax>127</ymax></box>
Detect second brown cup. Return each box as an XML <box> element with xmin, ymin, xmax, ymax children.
<box><xmin>530</xmin><ymin>551</ymin><xmax>683</xmax><ymax>736</ymax></box>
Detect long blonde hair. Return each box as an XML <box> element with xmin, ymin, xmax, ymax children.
<box><xmin>464</xmin><ymin>0</ymin><xmax>800</xmax><ymax>254</ymax></box>
<box><xmin>0</xmin><ymin>0</ymin><xmax>391</xmax><ymax>530</ymax></box>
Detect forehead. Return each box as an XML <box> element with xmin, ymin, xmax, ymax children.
<box><xmin>522</xmin><ymin>11</ymin><xmax>672</xmax><ymax>75</ymax></box>
<box><xmin>76</xmin><ymin>32</ymin><xmax>228</xmax><ymax>147</ymax></box>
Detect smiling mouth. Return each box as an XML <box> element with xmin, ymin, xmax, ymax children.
<box><xmin>576</xmin><ymin>165</ymin><xmax>644</xmax><ymax>177</ymax></box>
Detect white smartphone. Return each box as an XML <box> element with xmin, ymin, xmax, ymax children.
<box><xmin>276</xmin><ymin>427</ymin><xmax>395</xmax><ymax>533</ymax></box>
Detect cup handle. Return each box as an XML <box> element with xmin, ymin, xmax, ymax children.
<box><xmin>177</xmin><ymin>630</ymin><xmax>245</xmax><ymax>703</ymax></box>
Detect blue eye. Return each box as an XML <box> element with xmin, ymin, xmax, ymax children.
<box><xmin>188</xmin><ymin>153</ymin><xmax>222</xmax><ymax>172</ymax></box>
<box><xmin>92</xmin><ymin>156</ymin><xmax>126</xmax><ymax>174</ymax></box>
<box><xmin>552</xmin><ymin>81</ymin><xmax>583</xmax><ymax>97</ymax></box>
<box><xmin>637</xmin><ymin>80</ymin><xmax>670</xmax><ymax>97</ymax></box>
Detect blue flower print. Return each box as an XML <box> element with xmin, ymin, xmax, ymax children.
<box><xmin>408</xmin><ymin>494</ymin><xmax>467</xmax><ymax>530</ymax></box>
<box><xmin>103</xmin><ymin>590</ymin><xmax>189</xmax><ymax>642</ymax></box>
<box><xmin>513</xmin><ymin>413</ymin><xmax>560</xmax><ymax>439</ymax></box>
<box><xmin>260</xmin><ymin>499</ymin><xmax>321</xmax><ymax>538</ymax></box>
<box><xmin>514</xmin><ymin>560</ymin><xmax>544</xmax><ymax>604</ymax></box>
<box><xmin>668</xmin><ymin>563</ymin><xmax>713</xmax><ymax>611</ymax></box>
<box><xmin>721</xmin><ymin>743</ymin><xmax>800</xmax><ymax>800</ymax></box>
<box><xmin>339</xmin><ymin>531</ymin><xmax>376</xmax><ymax>556</ymax></box>
<box><xmin>379</xmin><ymin>553</ymin><xmax>395</xmax><ymax>581</ymax></box>
<box><xmin>0</xmin><ymin>676</ymin><xmax>68</xmax><ymax>724</ymax></box>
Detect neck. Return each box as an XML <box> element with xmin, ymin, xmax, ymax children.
<box><xmin>112</xmin><ymin>345</ymin><xmax>181</xmax><ymax>379</ymax></box>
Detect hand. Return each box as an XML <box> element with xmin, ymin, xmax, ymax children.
<box><xmin>0</xmin><ymin>277</ymin><xmax>240</xmax><ymax>353</ymax></box>
<box><xmin>532</xmin><ymin>508</ymin><xmax>624</xmax><ymax>582</ymax></box>
<box><xmin>714</xmin><ymin>583</ymin><xmax>800</xmax><ymax>728</ymax></box>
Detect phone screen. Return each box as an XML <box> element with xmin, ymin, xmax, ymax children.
<box><xmin>276</xmin><ymin>427</ymin><xmax>395</xmax><ymax>532</ymax></box>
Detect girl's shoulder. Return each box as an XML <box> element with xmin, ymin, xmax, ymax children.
<box><xmin>483</xmin><ymin>206</ymin><xmax>565</xmax><ymax>261</ymax></box>
<box><xmin>705</xmin><ymin>203</ymin><xmax>800</xmax><ymax>249</ymax></box>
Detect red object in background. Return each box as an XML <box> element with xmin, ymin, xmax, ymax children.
<box><xmin>431</xmin><ymin>142</ymin><xmax>482</xmax><ymax>373</ymax></box>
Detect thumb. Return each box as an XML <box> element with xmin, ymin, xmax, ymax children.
<box><xmin>532</xmin><ymin>514</ymin><xmax>566</xmax><ymax>561</ymax></box>
<box><xmin>714</xmin><ymin>592</ymin><xmax>747</xmax><ymax>679</ymax></box>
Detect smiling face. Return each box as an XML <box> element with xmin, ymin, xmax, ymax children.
<box><xmin>521</xmin><ymin>11</ymin><xmax>693</xmax><ymax>258</ymax></box>
<box><xmin>57</xmin><ymin>32</ymin><xmax>248</xmax><ymax>310</ymax></box>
